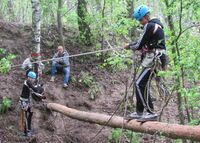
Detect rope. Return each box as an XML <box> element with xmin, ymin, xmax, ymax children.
<box><xmin>88</xmin><ymin>94</ymin><xmax>126</xmax><ymax>143</ymax></box>
<box><xmin>143</xmin><ymin>52</ymin><xmax>168</xmax><ymax>114</ymax></box>
<box><xmin>88</xmin><ymin>72</ymin><xmax>134</xmax><ymax>143</ymax></box>
<box><xmin>119</xmin><ymin>80</ymin><xmax>129</xmax><ymax>142</ymax></box>
<box><xmin>10</xmin><ymin>47</ymin><xmax>124</xmax><ymax>68</ymax></box>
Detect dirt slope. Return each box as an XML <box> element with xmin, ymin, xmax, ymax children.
<box><xmin>0</xmin><ymin>21</ymin><xmax>179</xmax><ymax>143</ymax></box>
<box><xmin>0</xmin><ymin>21</ymin><xmax>129</xmax><ymax>143</ymax></box>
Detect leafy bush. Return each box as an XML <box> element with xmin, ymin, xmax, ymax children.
<box><xmin>0</xmin><ymin>48</ymin><xmax>16</xmax><ymax>74</ymax></box>
<box><xmin>79</xmin><ymin>71</ymin><xmax>100</xmax><ymax>100</ymax></box>
<box><xmin>172</xmin><ymin>139</ymin><xmax>182</xmax><ymax>143</ymax></box>
<box><xmin>79</xmin><ymin>71</ymin><xmax>94</xmax><ymax>87</ymax></box>
<box><xmin>103</xmin><ymin>52</ymin><xmax>132</xmax><ymax>72</ymax></box>
<box><xmin>88</xmin><ymin>83</ymin><xmax>100</xmax><ymax>100</ymax></box>
<box><xmin>0</xmin><ymin>98</ymin><xmax>12</xmax><ymax>114</ymax></box>
<box><xmin>109</xmin><ymin>128</ymin><xmax>121</xmax><ymax>143</ymax></box>
<box><xmin>189</xmin><ymin>119</ymin><xmax>200</xmax><ymax>125</ymax></box>
<box><xmin>108</xmin><ymin>128</ymin><xmax>139</xmax><ymax>143</ymax></box>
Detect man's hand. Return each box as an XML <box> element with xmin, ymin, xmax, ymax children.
<box><xmin>124</xmin><ymin>43</ymin><xmax>130</xmax><ymax>50</ymax></box>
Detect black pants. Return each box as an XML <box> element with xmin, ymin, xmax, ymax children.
<box><xmin>24</xmin><ymin>107</ymin><xmax>33</xmax><ymax>133</ymax></box>
<box><xmin>135</xmin><ymin>67</ymin><xmax>154</xmax><ymax>113</ymax></box>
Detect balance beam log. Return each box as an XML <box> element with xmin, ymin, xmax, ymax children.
<box><xmin>47</xmin><ymin>103</ymin><xmax>200</xmax><ymax>141</ymax></box>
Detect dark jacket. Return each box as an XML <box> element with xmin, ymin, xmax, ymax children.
<box><xmin>20</xmin><ymin>80</ymin><xmax>38</xmax><ymax>99</ymax></box>
<box><xmin>129</xmin><ymin>18</ymin><xmax>166</xmax><ymax>50</ymax></box>
<box><xmin>52</xmin><ymin>50</ymin><xmax>70</xmax><ymax>67</ymax></box>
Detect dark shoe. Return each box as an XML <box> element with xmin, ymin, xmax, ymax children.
<box><xmin>127</xmin><ymin>112</ymin><xmax>143</xmax><ymax>119</ymax></box>
<box><xmin>137</xmin><ymin>112</ymin><xmax>158</xmax><ymax>122</ymax></box>
<box><xmin>26</xmin><ymin>130</ymin><xmax>32</xmax><ymax>137</ymax></box>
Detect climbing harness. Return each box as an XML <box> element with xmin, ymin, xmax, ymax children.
<box><xmin>19</xmin><ymin>97</ymin><xmax>30</xmax><ymax>111</ymax></box>
<box><xmin>144</xmin><ymin>49</ymin><xmax>168</xmax><ymax>113</ymax></box>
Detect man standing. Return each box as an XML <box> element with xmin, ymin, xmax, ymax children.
<box><xmin>124</xmin><ymin>5</ymin><xmax>167</xmax><ymax>121</ymax></box>
<box><xmin>50</xmin><ymin>46</ymin><xmax>70</xmax><ymax>88</ymax></box>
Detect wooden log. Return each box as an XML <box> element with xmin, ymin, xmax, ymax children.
<box><xmin>47</xmin><ymin>103</ymin><xmax>200</xmax><ymax>141</ymax></box>
<box><xmin>18</xmin><ymin>109</ymin><xmax>25</xmax><ymax>132</ymax></box>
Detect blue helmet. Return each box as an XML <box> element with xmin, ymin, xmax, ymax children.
<box><xmin>133</xmin><ymin>5</ymin><xmax>150</xmax><ymax>21</ymax></box>
<box><xmin>28</xmin><ymin>71</ymin><xmax>37</xmax><ymax>79</ymax></box>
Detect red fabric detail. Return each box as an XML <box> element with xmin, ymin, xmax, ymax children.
<box><xmin>31</xmin><ymin>53</ymin><xmax>41</xmax><ymax>57</ymax></box>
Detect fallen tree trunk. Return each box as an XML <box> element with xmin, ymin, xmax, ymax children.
<box><xmin>47</xmin><ymin>103</ymin><xmax>200</xmax><ymax>141</ymax></box>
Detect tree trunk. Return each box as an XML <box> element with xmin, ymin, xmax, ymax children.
<box><xmin>95</xmin><ymin>0</ymin><xmax>101</xmax><ymax>11</ymax></box>
<box><xmin>163</xmin><ymin>1</ymin><xmax>189</xmax><ymax>143</ymax></box>
<box><xmin>126</xmin><ymin>0</ymin><xmax>134</xmax><ymax>18</ymax></box>
<box><xmin>177</xmin><ymin>92</ymin><xmax>185</xmax><ymax>125</ymax></box>
<box><xmin>77</xmin><ymin>0</ymin><xmax>92</xmax><ymax>46</ymax></box>
<box><xmin>31</xmin><ymin>0</ymin><xmax>41</xmax><ymax>78</ymax></box>
<box><xmin>100</xmin><ymin>0</ymin><xmax>106</xmax><ymax>60</ymax></box>
<box><xmin>7</xmin><ymin>0</ymin><xmax>14</xmax><ymax>21</ymax></box>
<box><xmin>57</xmin><ymin>0</ymin><xmax>64</xmax><ymax>47</ymax></box>
<box><xmin>47</xmin><ymin>103</ymin><xmax>200</xmax><ymax>141</ymax></box>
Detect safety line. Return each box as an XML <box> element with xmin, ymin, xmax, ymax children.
<box><xmin>10</xmin><ymin>47</ymin><xmax>124</xmax><ymax>68</ymax></box>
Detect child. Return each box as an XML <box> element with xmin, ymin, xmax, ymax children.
<box><xmin>19</xmin><ymin>71</ymin><xmax>45</xmax><ymax>136</ymax></box>
<box><xmin>124</xmin><ymin>5</ymin><xmax>167</xmax><ymax>121</ymax></box>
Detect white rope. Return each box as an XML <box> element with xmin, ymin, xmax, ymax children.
<box><xmin>10</xmin><ymin>47</ymin><xmax>124</xmax><ymax>68</ymax></box>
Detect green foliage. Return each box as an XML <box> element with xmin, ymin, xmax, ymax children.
<box><xmin>103</xmin><ymin>51</ymin><xmax>132</xmax><ymax>72</ymax></box>
<box><xmin>0</xmin><ymin>0</ymin><xmax>199</xmax><ymax>130</ymax></box>
<box><xmin>109</xmin><ymin>128</ymin><xmax>121</xmax><ymax>143</ymax></box>
<box><xmin>0</xmin><ymin>98</ymin><xmax>12</xmax><ymax>114</ymax></box>
<box><xmin>90</xmin><ymin>0</ymin><xmax>137</xmax><ymax>44</ymax></box>
<box><xmin>0</xmin><ymin>0</ymin><xmax>32</xmax><ymax>22</ymax></box>
<box><xmin>189</xmin><ymin>119</ymin><xmax>200</xmax><ymax>126</ymax></box>
<box><xmin>172</xmin><ymin>139</ymin><xmax>182</xmax><ymax>143</ymax></box>
<box><xmin>70</xmin><ymin>76</ymin><xmax>77</xmax><ymax>84</ymax></box>
<box><xmin>159</xmin><ymin>0</ymin><xmax>200</xmax><ymax>125</ymax></box>
<box><xmin>163</xmin><ymin>30</ymin><xmax>200</xmax><ymax>121</ymax></box>
<box><xmin>108</xmin><ymin>128</ymin><xmax>139</xmax><ymax>143</ymax></box>
<box><xmin>46</xmin><ymin>40</ymin><xmax>55</xmax><ymax>48</ymax></box>
<box><xmin>0</xmin><ymin>48</ymin><xmax>16</xmax><ymax>74</ymax></box>
<box><xmin>79</xmin><ymin>71</ymin><xmax>100</xmax><ymax>100</ymax></box>
<box><xmin>79</xmin><ymin>71</ymin><xmax>94</xmax><ymax>87</ymax></box>
<box><xmin>88</xmin><ymin>83</ymin><xmax>100</xmax><ymax>100</ymax></box>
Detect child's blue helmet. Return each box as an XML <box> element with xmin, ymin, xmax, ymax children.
<box><xmin>28</xmin><ymin>71</ymin><xmax>37</xmax><ymax>79</ymax></box>
<box><xmin>133</xmin><ymin>5</ymin><xmax>150</xmax><ymax>21</ymax></box>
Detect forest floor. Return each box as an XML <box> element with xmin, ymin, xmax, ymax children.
<box><xmin>0</xmin><ymin>21</ymin><xmax>181</xmax><ymax>143</ymax></box>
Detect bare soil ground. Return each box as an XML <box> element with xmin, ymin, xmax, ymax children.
<box><xmin>0</xmin><ymin>21</ymin><xmax>180</xmax><ymax>143</ymax></box>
